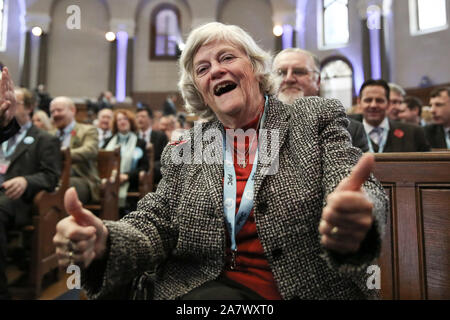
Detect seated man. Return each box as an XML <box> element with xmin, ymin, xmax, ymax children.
<box><xmin>398</xmin><ymin>96</ymin><xmax>426</xmax><ymax>126</ymax></box>
<box><xmin>96</xmin><ymin>108</ymin><xmax>113</xmax><ymax>148</ymax></box>
<box><xmin>272</xmin><ymin>48</ymin><xmax>369</xmax><ymax>152</ymax></box>
<box><xmin>50</xmin><ymin>97</ymin><xmax>100</xmax><ymax>204</ymax></box>
<box><xmin>386</xmin><ymin>83</ymin><xmax>406</xmax><ymax>122</ymax></box>
<box><xmin>0</xmin><ymin>88</ymin><xmax>61</xmax><ymax>300</ymax></box>
<box><xmin>424</xmin><ymin>87</ymin><xmax>450</xmax><ymax>149</ymax></box>
<box><xmin>351</xmin><ymin>79</ymin><xmax>430</xmax><ymax>152</ymax></box>
<box><xmin>136</xmin><ymin>107</ymin><xmax>168</xmax><ymax>185</ymax></box>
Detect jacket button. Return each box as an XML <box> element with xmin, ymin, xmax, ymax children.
<box><xmin>272</xmin><ymin>248</ymin><xmax>283</xmax><ymax>260</ymax></box>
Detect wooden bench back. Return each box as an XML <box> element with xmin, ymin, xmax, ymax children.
<box><xmin>374</xmin><ymin>152</ymin><xmax>450</xmax><ymax>300</ymax></box>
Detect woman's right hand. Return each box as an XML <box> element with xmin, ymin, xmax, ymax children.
<box><xmin>53</xmin><ymin>187</ymin><xmax>109</xmax><ymax>269</ymax></box>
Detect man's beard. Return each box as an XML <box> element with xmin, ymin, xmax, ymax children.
<box><xmin>277</xmin><ymin>90</ymin><xmax>304</xmax><ymax>105</ymax></box>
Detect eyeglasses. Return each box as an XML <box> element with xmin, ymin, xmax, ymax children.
<box><xmin>276</xmin><ymin>67</ymin><xmax>318</xmax><ymax>78</ymax></box>
<box><xmin>390</xmin><ymin>99</ymin><xmax>404</xmax><ymax>105</ymax></box>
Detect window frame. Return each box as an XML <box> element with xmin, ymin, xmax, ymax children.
<box><xmin>318</xmin><ymin>0</ymin><xmax>350</xmax><ymax>50</ymax></box>
<box><xmin>409</xmin><ymin>0</ymin><xmax>448</xmax><ymax>36</ymax></box>
<box><xmin>0</xmin><ymin>0</ymin><xmax>8</xmax><ymax>52</ymax></box>
<box><xmin>149</xmin><ymin>3</ymin><xmax>181</xmax><ymax>61</ymax></box>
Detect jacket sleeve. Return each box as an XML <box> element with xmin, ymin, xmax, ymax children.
<box><xmin>23</xmin><ymin>133</ymin><xmax>62</xmax><ymax>201</ymax></box>
<box><xmin>81</xmin><ymin>142</ymin><xmax>182</xmax><ymax>299</ymax></box>
<box><xmin>315</xmin><ymin>98</ymin><xmax>388</xmax><ymax>276</ymax></box>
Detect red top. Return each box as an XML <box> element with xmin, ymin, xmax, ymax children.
<box><xmin>221</xmin><ymin>113</ymin><xmax>282</xmax><ymax>300</ymax></box>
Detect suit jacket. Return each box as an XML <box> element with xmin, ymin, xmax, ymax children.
<box><xmin>0</xmin><ymin>118</ymin><xmax>20</xmax><ymax>143</ymax></box>
<box><xmin>150</xmin><ymin>130</ymin><xmax>168</xmax><ymax>184</ymax></box>
<box><xmin>82</xmin><ymin>96</ymin><xmax>388</xmax><ymax>300</ymax></box>
<box><xmin>424</xmin><ymin>124</ymin><xmax>447</xmax><ymax>149</ymax></box>
<box><xmin>350</xmin><ymin>115</ymin><xmax>431</xmax><ymax>152</ymax></box>
<box><xmin>162</xmin><ymin>100</ymin><xmax>177</xmax><ymax>116</ymax></box>
<box><xmin>2</xmin><ymin>125</ymin><xmax>61</xmax><ymax>225</ymax></box>
<box><xmin>348</xmin><ymin>118</ymin><xmax>369</xmax><ymax>152</ymax></box>
<box><xmin>53</xmin><ymin>122</ymin><xmax>100</xmax><ymax>203</ymax></box>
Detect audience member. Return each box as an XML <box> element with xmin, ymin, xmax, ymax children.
<box><xmin>398</xmin><ymin>96</ymin><xmax>425</xmax><ymax>126</ymax></box>
<box><xmin>386</xmin><ymin>83</ymin><xmax>406</xmax><ymax>121</ymax></box>
<box><xmin>0</xmin><ymin>68</ymin><xmax>20</xmax><ymax>143</ymax></box>
<box><xmin>135</xmin><ymin>107</ymin><xmax>168</xmax><ymax>185</ymax></box>
<box><xmin>50</xmin><ymin>97</ymin><xmax>100</xmax><ymax>204</ymax></box>
<box><xmin>0</xmin><ymin>88</ymin><xmax>61</xmax><ymax>300</ymax></box>
<box><xmin>32</xmin><ymin>109</ymin><xmax>54</xmax><ymax>131</ymax></box>
<box><xmin>162</xmin><ymin>93</ymin><xmax>178</xmax><ymax>116</ymax></box>
<box><xmin>351</xmin><ymin>79</ymin><xmax>430</xmax><ymax>152</ymax></box>
<box><xmin>272</xmin><ymin>48</ymin><xmax>369</xmax><ymax>152</ymax></box>
<box><xmin>96</xmin><ymin>108</ymin><xmax>113</xmax><ymax>148</ymax></box>
<box><xmin>159</xmin><ymin>115</ymin><xmax>177</xmax><ymax>141</ymax></box>
<box><xmin>34</xmin><ymin>84</ymin><xmax>52</xmax><ymax>116</ymax></box>
<box><xmin>103</xmin><ymin>109</ymin><xmax>148</xmax><ymax>215</ymax></box>
<box><xmin>424</xmin><ymin>87</ymin><xmax>450</xmax><ymax>149</ymax></box>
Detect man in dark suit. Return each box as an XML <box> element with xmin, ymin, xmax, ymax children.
<box><xmin>136</xmin><ymin>107</ymin><xmax>168</xmax><ymax>185</ymax></box>
<box><xmin>272</xmin><ymin>48</ymin><xmax>369</xmax><ymax>152</ymax></box>
<box><xmin>162</xmin><ymin>93</ymin><xmax>178</xmax><ymax>116</ymax></box>
<box><xmin>424</xmin><ymin>87</ymin><xmax>450</xmax><ymax>149</ymax></box>
<box><xmin>0</xmin><ymin>88</ymin><xmax>61</xmax><ymax>299</ymax></box>
<box><xmin>353</xmin><ymin>79</ymin><xmax>430</xmax><ymax>153</ymax></box>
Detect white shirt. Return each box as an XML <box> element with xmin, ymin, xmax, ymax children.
<box><xmin>139</xmin><ymin>128</ymin><xmax>152</xmax><ymax>145</ymax></box>
<box><xmin>363</xmin><ymin>117</ymin><xmax>389</xmax><ymax>144</ymax></box>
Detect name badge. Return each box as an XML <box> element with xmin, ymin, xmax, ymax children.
<box><xmin>0</xmin><ymin>158</ymin><xmax>11</xmax><ymax>174</ymax></box>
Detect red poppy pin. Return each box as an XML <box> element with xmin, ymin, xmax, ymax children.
<box><xmin>394</xmin><ymin>129</ymin><xmax>404</xmax><ymax>138</ymax></box>
<box><xmin>169</xmin><ymin>140</ymin><xmax>187</xmax><ymax>146</ymax></box>
<box><xmin>71</xmin><ymin>130</ymin><xmax>76</xmax><ymax>137</ymax></box>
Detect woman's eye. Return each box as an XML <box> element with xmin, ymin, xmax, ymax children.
<box><xmin>221</xmin><ymin>55</ymin><xmax>234</xmax><ymax>62</ymax></box>
<box><xmin>196</xmin><ymin>66</ymin><xmax>208</xmax><ymax>75</ymax></box>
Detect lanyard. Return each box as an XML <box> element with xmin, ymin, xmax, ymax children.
<box><xmin>366</xmin><ymin>124</ymin><xmax>389</xmax><ymax>153</ymax></box>
<box><xmin>445</xmin><ymin>130</ymin><xmax>450</xmax><ymax>149</ymax></box>
<box><xmin>1</xmin><ymin>124</ymin><xmax>30</xmax><ymax>158</ymax></box>
<box><xmin>223</xmin><ymin>96</ymin><xmax>268</xmax><ymax>264</ymax></box>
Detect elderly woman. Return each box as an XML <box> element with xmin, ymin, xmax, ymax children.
<box><xmin>54</xmin><ymin>22</ymin><xmax>387</xmax><ymax>300</ymax></box>
<box><xmin>103</xmin><ymin>109</ymin><xmax>148</xmax><ymax>214</ymax></box>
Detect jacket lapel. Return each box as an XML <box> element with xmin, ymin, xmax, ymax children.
<box><xmin>9</xmin><ymin>126</ymin><xmax>36</xmax><ymax>164</ymax></box>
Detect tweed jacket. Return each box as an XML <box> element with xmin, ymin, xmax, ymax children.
<box><xmin>82</xmin><ymin>96</ymin><xmax>388</xmax><ymax>300</ymax></box>
<box><xmin>53</xmin><ymin>122</ymin><xmax>101</xmax><ymax>203</ymax></box>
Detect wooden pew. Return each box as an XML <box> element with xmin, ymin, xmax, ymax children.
<box><xmin>9</xmin><ymin>148</ymin><xmax>71</xmax><ymax>299</ymax></box>
<box><xmin>374</xmin><ymin>152</ymin><xmax>450</xmax><ymax>300</ymax></box>
<box><xmin>84</xmin><ymin>147</ymin><xmax>121</xmax><ymax>221</ymax></box>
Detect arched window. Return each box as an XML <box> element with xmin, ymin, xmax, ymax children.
<box><xmin>409</xmin><ymin>0</ymin><xmax>448</xmax><ymax>35</ymax></box>
<box><xmin>0</xmin><ymin>0</ymin><xmax>8</xmax><ymax>52</ymax></box>
<box><xmin>321</xmin><ymin>0</ymin><xmax>349</xmax><ymax>48</ymax></box>
<box><xmin>150</xmin><ymin>3</ymin><xmax>181</xmax><ymax>60</ymax></box>
<box><xmin>320</xmin><ymin>57</ymin><xmax>354</xmax><ymax>110</ymax></box>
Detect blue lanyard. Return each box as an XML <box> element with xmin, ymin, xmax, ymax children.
<box><xmin>223</xmin><ymin>97</ymin><xmax>268</xmax><ymax>257</ymax></box>
<box><xmin>1</xmin><ymin>124</ymin><xmax>30</xmax><ymax>158</ymax></box>
<box><xmin>445</xmin><ymin>130</ymin><xmax>450</xmax><ymax>149</ymax></box>
<box><xmin>366</xmin><ymin>125</ymin><xmax>389</xmax><ymax>153</ymax></box>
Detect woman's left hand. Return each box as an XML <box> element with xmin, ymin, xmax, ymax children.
<box><xmin>319</xmin><ymin>154</ymin><xmax>375</xmax><ymax>255</ymax></box>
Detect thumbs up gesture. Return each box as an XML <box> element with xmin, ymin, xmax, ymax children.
<box><xmin>53</xmin><ymin>187</ymin><xmax>109</xmax><ymax>268</ymax></box>
<box><xmin>319</xmin><ymin>154</ymin><xmax>375</xmax><ymax>255</ymax></box>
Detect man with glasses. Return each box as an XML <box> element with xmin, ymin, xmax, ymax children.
<box><xmin>273</xmin><ymin>48</ymin><xmax>369</xmax><ymax>152</ymax></box>
<box><xmin>386</xmin><ymin>83</ymin><xmax>406</xmax><ymax>121</ymax></box>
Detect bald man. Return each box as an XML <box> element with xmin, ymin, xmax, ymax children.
<box><xmin>50</xmin><ymin>97</ymin><xmax>100</xmax><ymax>204</ymax></box>
<box><xmin>273</xmin><ymin>48</ymin><xmax>369</xmax><ymax>152</ymax></box>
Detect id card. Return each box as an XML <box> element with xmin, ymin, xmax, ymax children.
<box><xmin>0</xmin><ymin>158</ymin><xmax>10</xmax><ymax>174</ymax></box>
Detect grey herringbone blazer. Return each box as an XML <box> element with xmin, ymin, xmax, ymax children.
<box><xmin>82</xmin><ymin>96</ymin><xmax>388</xmax><ymax>300</ymax></box>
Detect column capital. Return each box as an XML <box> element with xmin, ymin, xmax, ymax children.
<box><xmin>110</xmin><ymin>18</ymin><xmax>136</xmax><ymax>38</ymax></box>
<box><xmin>25</xmin><ymin>12</ymin><xmax>51</xmax><ymax>33</ymax></box>
<box><xmin>357</xmin><ymin>0</ymin><xmax>392</xmax><ymax>19</ymax></box>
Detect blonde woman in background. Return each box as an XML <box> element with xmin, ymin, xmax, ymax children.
<box><xmin>32</xmin><ymin>109</ymin><xmax>54</xmax><ymax>131</ymax></box>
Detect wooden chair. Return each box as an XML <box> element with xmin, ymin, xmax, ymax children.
<box><xmin>9</xmin><ymin>148</ymin><xmax>71</xmax><ymax>299</ymax></box>
<box><xmin>84</xmin><ymin>147</ymin><xmax>121</xmax><ymax>221</ymax></box>
<box><xmin>374</xmin><ymin>152</ymin><xmax>450</xmax><ymax>300</ymax></box>
<box><xmin>127</xmin><ymin>144</ymin><xmax>155</xmax><ymax>201</ymax></box>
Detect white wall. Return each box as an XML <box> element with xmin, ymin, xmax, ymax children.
<box><xmin>46</xmin><ymin>0</ymin><xmax>110</xmax><ymax>98</ymax></box>
<box><xmin>218</xmin><ymin>0</ymin><xmax>274</xmax><ymax>53</ymax></box>
<box><xmin>392</xmin><ymin>0</ymin><xmax>450</xmax><ymax>88</ymax></box>
<box><xmin>133</xmin><ymin>0</ymin><xmax>192</xmax><ymax>93</ymax></box>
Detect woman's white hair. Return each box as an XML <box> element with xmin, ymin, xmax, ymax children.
<box><xmin>178</xmin><ymin>22</ymin><xmax>275</xmax><ymax>120</ymax></box>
